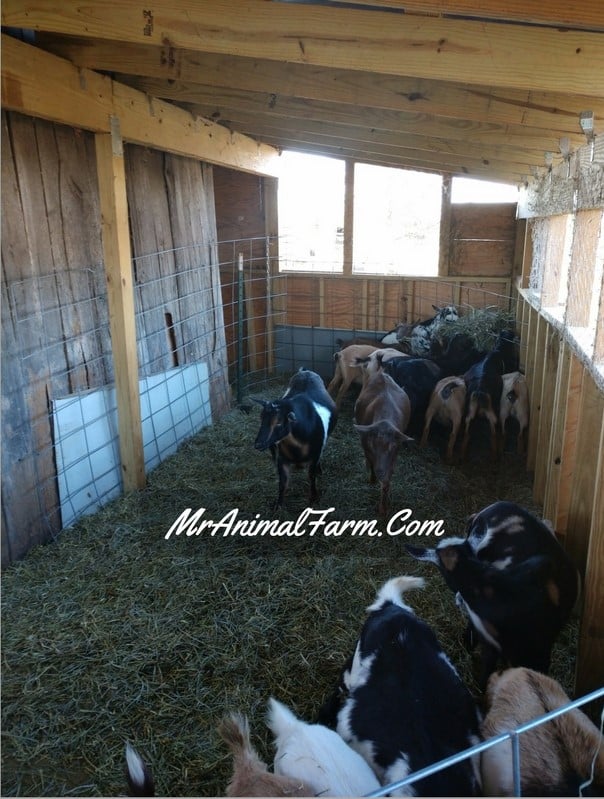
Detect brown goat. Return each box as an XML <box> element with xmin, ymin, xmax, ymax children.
<box><xmin>420</xmin><ymin>376</ymin><xmax>467</xmax><ymax>462</ymax></box>
<box><xmin>481</xmin><ymin>667</ymin><xmax>604</xmax><ymax>796</ymax></box>
<box><xmin>218</xmin><ymin>712</ymin><xmax>313</xmax><ymax>797</ymax></box>
<box><xmin>327</xmin><ymin>344</ymin><xmax>406</xmax><ymax>407</ymax></box>
<box><xmin>499</xmin><ymin>371</ymin><xmax>529</xmax><ymax>454</ymax></box>
<box><xmin>353</xmin><ymin>368</ymin><xmax>413</xmax><ymax>515</ymax></box>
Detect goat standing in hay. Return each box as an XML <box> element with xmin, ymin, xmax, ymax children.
<box><xmin>407</xmin><ymin>500</ymin><xmax>580</xmax><ymax>686</ymax></box>
<box><xmin>420</xmin><ymin>375</ymin><xmax>467</xmax><ymax>462</ymax></box>
<box><xmin>353</xmin><ymin>362</ymin><xmax>413</xmax><ymax>516</ymax></box>
<box><xmin>327</xmin><ymin>344</ymin><xmax>406</xmax><ymax>408</ymax></box>
<box><xmin>268</xmin><ymin>697</ymin><xmax>381</xmax><ymax>796</ymax></box>
<box><xmin>326</xmin><ymin>576</ymin><xmax>482</xmax><ymax>797</ymax></box>
<box><xmin>253</xmin><ymin>368</ymin><xmax>337</xmax><ymax>508</ymax></box>
<box><xmin>480</xmin><ymin>667</ymin><xmax>604</xmax><ymax>796</ymax></box>
<box><xmin>499</xmin><ymin>371</ymin><xmax>529</xmax><ymax>454</ymax></box>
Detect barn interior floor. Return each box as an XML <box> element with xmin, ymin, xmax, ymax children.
<box><xmin>1</xmin><ymin>378</ymin><xmax>579</xmax><ymax>797</ymax></box>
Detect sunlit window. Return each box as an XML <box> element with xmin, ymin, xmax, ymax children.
<box><xmin>452</xmin><ymin>177</ymin><xmax>519</xmax><ymax>204</ymax></box>
<box><xmin>278</xmin><ymin>151</ymin><xmax>345</xmax><ymax>273</ymax></box>
<box><xmin>353</xmin><ymin>165</ymin><xmax>442</xmax><ymax>276</ymax></box>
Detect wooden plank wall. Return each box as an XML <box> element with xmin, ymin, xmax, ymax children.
<box><xmin>516</xmin><ymin>288</ymin><xmax>604</xmax><ymax>695</ymax></box>
<box><xmin>1</xmin><ymin>111</ymin><xmax>230</xmax><ymax>565</ymax></box>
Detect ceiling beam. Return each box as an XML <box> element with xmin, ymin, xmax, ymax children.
<box><xmin>125</xmin><ymin>79</ymin><xmax>586</xmax><ymax>152</ymax></box>
<box><xmin>40</xmin><ymin>37</ymin><xmax>604</xmax><ymax>134</ymax></box>
<box><xmin>327</xmin><ymin>1</ymin><xmax>604</xmax><ymax>32</ymax></box>
<box><xmin>0</xmin><ymin>34</ymin><xmax>281</xmax><ymax>176</ymax></box>
<box><xmin>192</xmin><ymin>109</ymin><xmax>560</xmax><ymax>169</ymax></box>
<box><xmin>3</xmin><ymin>0</ymin><xmax>604</xmax><ymax>96</ymax></box>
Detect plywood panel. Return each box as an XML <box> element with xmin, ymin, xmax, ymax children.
<box><xmin>565</xmin><ymin>370</ymin><xmax>604</xmax><ymax>577</ymax></box>
<box><xmin>449</xmin><ymin>240</ymin><xmax>515</xmax><ymax>276</ymax></box>
<box><xmin>543</xmin><ymin>340</ymin><xmax>572</xmax><ymax>531</ymax></box>
<box><xmin>575</xmin><ymin>419</ymin><xmax>604</xmax><ymax>696</ymax></box>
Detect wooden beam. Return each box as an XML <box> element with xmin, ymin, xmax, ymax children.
<box><xmin>94</xmin><ymin>127</ymin><xmax>145</xmax><ymax>493</ymax></box>
<box><xmin>42</xmin><ymin>37</ymin><xmax>604</xmax><ymax>133</ymax></box>
<box><xmin>343</xmin><ymin>160</ymin><xmax>354</xmax><ymax>276</ymax></box>
<box><xmin>4</xmin><ymin>1</ymin><xmax>604</xmax><ymax>96</ymax></box>
<box><xmin>130</xmin><ymin>79</ymin><xmax>588</xmax><ymax>151</ymax></box>
<box><xmin>327</xmin><ymin>1</ymin><xmax>604</xmax><ymax>32</ymax></box>
<box><xmin>0</xmin><ymin>34</ymin><xmax>281</xmax><ymax>176</ymax></box>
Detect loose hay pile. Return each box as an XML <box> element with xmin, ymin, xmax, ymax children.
<box><xmin>2</xmin><ymin>380</ymin><xmax>578</xmax><ymax>797</ymax></box>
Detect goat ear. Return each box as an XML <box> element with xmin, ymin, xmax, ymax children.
<box><xmin>405</xmin><ymin>544</ymin><xmax>438</xmax><ymax>564</ymax></box>
<box><xmin>432</xmin><ymin>304</ymin><xmax>441</xmax><ymax>312</ymax></box>
<box><xmin>287</xmin><ymin>411</ymin><xmax>296</xmax><ymax>423</ymax></box>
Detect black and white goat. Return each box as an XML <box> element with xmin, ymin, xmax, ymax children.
<box><xmin>407</xmin><ymin>501</ymin><xmax>580</xmax><ymax>685</ymax></box>
<box><xmin>329</xmin><ymin>576</ymin><xmax>482</xmax><ymax>797</ymax></box>
<box><xmin>381</xmin><ymin>305</ymin><xmax>459</xmax><ymax>355</ymax></box>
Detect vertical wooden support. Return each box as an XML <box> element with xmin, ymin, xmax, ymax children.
<box><xmin>95</xmin><ymin>125</ymin><xmax>145</xmax><ymax>492</ymax></box>
<box><xmin>517</xmin><ymin>293</ymin><xmax>528</xmax><ymax>372</ymax></box>
<box><xmin>575</xmin><ymin>418</ymin><xmax>604</xmax><ymax>696</ymax></box>
<box><xmin>438</xmin><ymin>174</ymin><xmax>452</xmax><ymax>277</ymax></box>
<box><xmin>519</xmin><ymin>218</ymin><xmax>532</xmax><ymax>289</ymax></box>
<box><xmin>543</xmin><ymin>340</ymin><xmax>572</xmax><ymax>531</ymax></box>
<box><xmin>565</xmin><ymin>371</ymin><xmax>604</xmax><ymax>578</ymax></box>
<box><xmin>526</xmin><ymin>310</ymin><xmax>546</xmax><ymax>471</ymax></box>
<box><xmin>343</xmin><ymin>159</ymin><xmax>354</xmax><ymax>276</ymax></box>
<box><xmin>263</xmin><ymin>176</ymin><xmax>279</xmax><ymax>373</ymax></box>
<box><xmin>533</xmin><ymin>328</ymin><xmax>560</xmax><ymax>505</ymax></box>
<box><xmin>513</xmin><ymin>218</ymin><xmax>528</xmax><ymax>282</ymax></box>
<box><xmin>555</xmin><ymin>354</ymin><xmax>583</xmax><ymax>536</ymax></box>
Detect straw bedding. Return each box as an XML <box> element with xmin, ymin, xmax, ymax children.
<box><xmin>2</xmin><ymin>370</ymin><xmax>578</xmax><ymax>796</ymax></box>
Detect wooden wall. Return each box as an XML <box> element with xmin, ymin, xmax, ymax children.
<box><xmin>1</xmin><ymin>111</ymin><xmax>229</xmax><ymax>566</ymax></box>
<box><xmin>516</xmin><ymin>291</ymin><xmax>604</xmax><ymax>695</ymax></box>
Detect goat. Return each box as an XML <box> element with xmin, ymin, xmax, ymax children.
<box><xmin>327</xmin><ymin>344</ymin><xmax>405</xmax><ymax>408</ymax></box>
<box><xmin>333</xmin><ymin>576</ymin><xmax>482</xmax><ymax>797</ymax></box>
<box><xmin>254</xmin><ymin>368</ymin><xmax>337</xmax><ymax>508</ymax></box>
<box><xmin>381</xmin><ymin>306</ymin><xmax>459</xmax><ymax>356</ymax></box>
<box><xmin>419</xmin><ymin>376</ymin><xmax>466</xmax><ymax>462</ymax></box>
<box><xmin>268</xmin><ymin>697</ymin><xmax>380</xmax><ymax>797</ymax></box>
<box><xmin>406</xmin><ymin>500</ymin><xmax>580</xmax><ymax>685</ymax></box>
<box><xmin>499</xmin><ymin>371</ymin><xmax>529</xmax><ymax>454</ymax></box>
<box><xmin>481</xmin><ymin>668</ymin><xmax>604</xmax><ymax>796</ymax></box>
<box><xmin>218</xmin><ymin>712</ymin><xmax>313</xmax><ymax>797</ymax></box>
<box><xmin>378</xmin><ymin>354</ymin><xmax>443</xmax><ymax>429</ymax></box>
<box><xmin>429</xmin><ymin>332</ymin><xmax>486</xmax><ymax>377</ymax></box>
<box><xmin>353</xmin><ymin>368</ymin><xmax>413</xmax><ymax>515</ymax></box>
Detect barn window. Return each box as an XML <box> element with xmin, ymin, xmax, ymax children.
<box><xmin>278</xmin><ymin>151</ymin><xmax>346</xmax><ymax>273</ymax></box>
<box><xmin>451</xmin><ymin>177</ymin><xmax>519</xmax><ymax>204</ymax></box>
<box><xmin>352</xmin><ymin>164</ymin><xmax>442</xmax><ymax>276</ymax></box>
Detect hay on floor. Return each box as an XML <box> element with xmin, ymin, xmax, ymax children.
<box><xmin>2</xmin><ymin>379</ymin><xmax>578</xmax><ymax>796</ymax></box>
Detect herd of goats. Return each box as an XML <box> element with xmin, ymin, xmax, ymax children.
<box><xmin>124</xmin><ymin>306</ymin><xmax>603</xmax><ymax>797</ymax></box>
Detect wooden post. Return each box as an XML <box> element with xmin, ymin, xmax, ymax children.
<box><xmin>438</xmin><ymin>174</ymin><xmax>452</xmax><ymax>277</ymax></box>
<box><xmin>263</xmin><ymin>176</ymin><xmax>279</xmax><ymax>373</ymax></box>
<box><xmin>554</xmin><ymin>354</ymin><xmax>583</xmax><ymax>536</ymax></box>
<box><xmin>343</xmin><ymin>159</ymin><xmax>354</xmax><ymax>276</ymax></box>
<box><xmin>525</xmin><ymin>308</ymin><xmax>544</xmax><ymax>471</ymax></box>
<box><xmin>533</xmin><ymin>328</ymin><xmax>560</xmax><ymax>505</ymax></box>
<box><xmin>575</xmin><ymin>418</ymin><xmax>604</xmax><ymax>696</ymax></box>
<box><xmin>95</xmin><ymin>124</ymin><xmax>145</xmax><ymax>492</ymax></box>
<box><xmin>543</xmin><ymin>340</ymin><xmax>572</xmax><ymax>532</ymax></box>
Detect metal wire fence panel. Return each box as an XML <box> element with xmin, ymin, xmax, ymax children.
<box><xmin>365</xmin><ymin>686</ymin><xmax>604</xmax><ymax>798</ymax></box>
